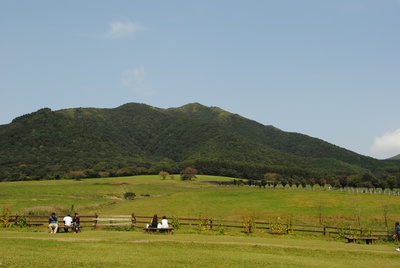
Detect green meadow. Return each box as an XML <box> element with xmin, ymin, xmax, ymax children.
<box><xmin>1</xmin><ymin>175</ymin><xmax>400</xmax><ymax>267</ymax></box>
<box><xmin>2</xmin><ymin>175</ymin><xmax>399</xmax><ymax>226</ymax></box>
<box><xmin>1</xmin><ymin>230</ymin><xmax>400</xmax><ymax>268</ymax></box>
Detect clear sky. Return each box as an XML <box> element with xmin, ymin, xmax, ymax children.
<box><xmin>1</xmin><ymin>0</ymin><xmax>399</xmax><ymax>159</ymax></box>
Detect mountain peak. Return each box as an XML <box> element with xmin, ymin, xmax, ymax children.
<box><xmin>0</xmin><ymin>102</ymin><xmax>395</xmax><ymax>186</ymax></box>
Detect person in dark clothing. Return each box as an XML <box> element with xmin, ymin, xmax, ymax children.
<box><xmin>395</xmin><ymin>222</ymin><xmax>400</xmax><ymax>251</ymax></box>
<box><xmin>72</xmin><ymin>212</ymin><xmax>80</xmax><ymax>233</ymax></box>
<box><xmin>150</xmin><ymin>214</ymin><xmax>158</xmax><ymax>228</ymax></box>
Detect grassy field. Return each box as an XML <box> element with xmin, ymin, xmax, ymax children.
<box><xmin>2</xmin><ymin>175</ymin><xmax>400</xmax><ymax>267</ymax></box>
<box><xmin>1</xmin><ymin>229</ymin><xmax>400</xmax><ymax>267</ymax></box>
<box><xmin>1</xmin><ymin>175</ymin><xmax>399</xmax><ymax>227</ymax></box>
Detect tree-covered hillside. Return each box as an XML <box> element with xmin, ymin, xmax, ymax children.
<box><xmin>388</xmin><ymin>154</ymin><xmax>400</xmax><ymax>161</ymax></box>
<box><xmin>0</xmin><ymin>103</ymin><xmax>399</xmax><ymax>188</ymax></box>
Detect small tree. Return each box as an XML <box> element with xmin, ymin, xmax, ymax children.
<box><xmin>171</xmin><ymin>216</ymin><xmax>180</xmax><ymax>230</ymax></box>
<box><xmin>309</xmin><ymin>178</ymin><xmax>315</xmax><ymax>189</ymax></box>
<box><xmin>180</xmin><ymin>167</ymin><xmax>198</xmax><ymax>180</ymax></box>
<box><xmin>69</xmin><ymin>171</ymin><xmax>86</xmax><ymax>180</ymax></box>
<box><xmin>1</xmin><ymin>206</ymin><xmax>10</xmax><ymax>227</ymax></box>
<box><xmin>261</xmin><ymin>179</ymin><xmax>267</xmax><ymax>188</ymax></box>
<box><xmin>99</xmin><ymin>171</ymin><xmax>110</xmax><ymax>178</ymax></box>
<box><xmin>338</xmin><ymin>174</ymin><xmax>348</xmax><ymax>188</ymax></box>
<box><xmin>242</xmin><ymin>214</ymin><xmax>256</xmax><ymax>234</ymax></box>
<box><xmin>124</xmin><ymin>192</ymin><xmax>136</xmax><ymax>200</ymax></box>
<box><xmin>382</xmin><ymin>196</ymin><xmax>393</xmax><ymax>232</ymax></box>
<box><xmin>159</xmin><ymin>171</ymin><xmax>169</xmax><ymax>180</ymax></box>
<box><xmin>387</xmin><ymin>175</ymin><xmax>397</xmax><ymax>191</ymax></box>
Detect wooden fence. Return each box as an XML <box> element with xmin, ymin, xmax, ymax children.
<box><xmin>9</xmin><ymin>214</ymin><xmax>96</xmax><ymax>227</ymax></box>
<box><xmin>8</xmin><ymin>213</ymin><xmax>390</xmax><ymax>238</ymax></box>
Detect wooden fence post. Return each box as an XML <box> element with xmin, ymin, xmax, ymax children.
<box><xmin>94</xmin><ymin>213</ymin><xmax>98</xmax><ymax>228</ymax></box>
<box><xmin>15</xmin><ymin>215</ymin><xmax>19</xmax><ymax>226</ymax></box>
<box><xmin>131</xmin><ymin>213</ymin><xmax>136</xmax><ymax>229</ymax></box>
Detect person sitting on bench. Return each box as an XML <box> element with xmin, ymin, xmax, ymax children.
<box><xmin>147</xmin><ymin>214</ymin><xmax>158</xmax><ymax>228</ymax></box>
<box><xmin>72</xmin><ymin>213</ymin><xmax>80</xmax><ymax>233</ymax></box>
<box><xmin>62</xmin><ymin>214</ymin><xmax>73</xmax><ymax>232</ymax></box>
<box><xmin>48</xmin><ymin>212</ymin><xmax>58</xmax><ymax>234</ymax></box>
<box><xmin>161</xmin><ymin>216</ymin><xmax>169</xmax><ymax>228</ymax></box>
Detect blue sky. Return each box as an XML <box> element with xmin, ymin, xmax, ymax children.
<box><xmin>1</xmin><ymin>0</ymin><xmax>399</xmax><ymax>159</ymax></box>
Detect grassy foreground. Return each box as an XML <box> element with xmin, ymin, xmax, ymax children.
<box><xmin>1</xmin><ymin>229</ymin><xmax>399</xmax><ymax>268</ymax></box>
<box><xmin>2</xmin><ymin>175</ymin><xmax>400</xmax><ymax>267</ymax></box>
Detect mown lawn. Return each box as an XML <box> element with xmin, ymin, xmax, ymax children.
<box><xmin>2</xmin><ymin>175</ymin><xmax>400</xmax><ymax>267</ymax></box>
<box><xmin>0</xmin><ymin>229</ymin><xmax>399</xmax><ymax>268</ymax></box>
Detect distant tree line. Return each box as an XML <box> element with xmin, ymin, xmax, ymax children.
<box><xmin>1</xmin><ymin>157</ymin><xmax>399</xmax><ymax>190</ymax></box>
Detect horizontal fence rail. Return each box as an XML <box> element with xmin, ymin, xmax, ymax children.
<box><xmin>8</xmin><ymin>213</ymin><xmax>390</xmax><ymax>238</ymax></box>
<box><xmin>9</xmin><ymin>215</ymin><xmax>97</xmax><ymax>227</ymax></box>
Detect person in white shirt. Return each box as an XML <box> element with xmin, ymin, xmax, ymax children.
<box><xmin>161</xmin><ymin>216</ymin><xmax>169</xmax><ymax>228</ymax></box>
<box><xmin>63</xmin><ymin>214</ymin><xmax>73</xmax><ymax>232</ymax></box>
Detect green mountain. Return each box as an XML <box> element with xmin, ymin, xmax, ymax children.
<box><xmin>388</xmin><ymin>154</ymin><xmax>400</xmax><ymax>161</ymax></box>
<box><xmin>0</xmin><ymin>103</ymin><xmax>399</xmax><ymax>188</ymax></box>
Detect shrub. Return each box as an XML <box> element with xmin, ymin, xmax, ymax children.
<box><xmin>270</xmin><ymin>217</ymin><xmax>283</xmax><ymax>234</ymax></box>
<box><xmin>124</xmin><ymin>192</ymin><xmax>136</xmax><ymax>200</ymax></box>
<box><xmin>25</xmin><ymin>206</ymin><xmax>66</xmax><ymax>216</ymax></box>
<box><xmin>1</xmin><ymin>206</ymin><xmax>10</xmax><ymax>227</ymax></box>
<box><xmin>159</xmin><ymin>171</ymin><xmax>169</xmax><ymax>180</ymax></box>
<box><xmin>242</xmin><ymin>215</ymin><xmax>256</xmax><ymax>234</ymax></box>
<box><xmin>216</xmin><ymin>225</ymin><xmax>225</xmax><ymax>235</ymax></box>
<box><xmin>198</xmin><ymin>217</ymin><xmax>209</xmax><ymax>232</ymax></box>
<box><xmin>171</xmin><ymin>216</ymin><xmax>180</xmax><ymax>230</ymax></box>
<box><xmin>16</xmin><ymin>216</ymin><xmax>27</xmax><ymax>228</ymax></box>
<box><xmin>180</xmin><ymin>167</ymin><xmax>198</xmax><ymax>180</ymax></box>
<box><xmin>337</xmin><ymin>226</ymin><xmax>357</xmax><ymax>239</ymax></box>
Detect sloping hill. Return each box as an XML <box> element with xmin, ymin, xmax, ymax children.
<box><xmin>0</xmin><ymin>103</ymin><xmax>398</xmax><ymax>185</ymax></box>
<box><xmin>388</xmin><ymin>154</ymin><xmax>400</xmax><ymax>161</ymax></box>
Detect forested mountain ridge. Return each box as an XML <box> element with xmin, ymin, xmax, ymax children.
<box><xmin>388</xmin><ymin>154</ymin><xmax>400</xmax><ymax>161</ymax></box>
<box><xmin>0</xmin><ymin>102</ymin><xmax>399</xmax><ymax>188</ymax></box>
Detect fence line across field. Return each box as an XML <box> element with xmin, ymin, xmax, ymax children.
<box><xmin>8</xmin><ymin>213</ymin><xmax>391</xmax><ymax>238</ymax></box>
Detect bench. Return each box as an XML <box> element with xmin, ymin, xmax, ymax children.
<box><xmin>143</xmin><ymin>227</ymin><xmax>174</xmax><ymax>234</ymax></box>
<box><xmin>51</xmin><ymin>224</ymin><xmax>82</xmax><ymax>233</ymax></box>
<box><xmin>346</xmin><ymin>236</ymin><xmax>378</xmax><ymax>244</ymax></box>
